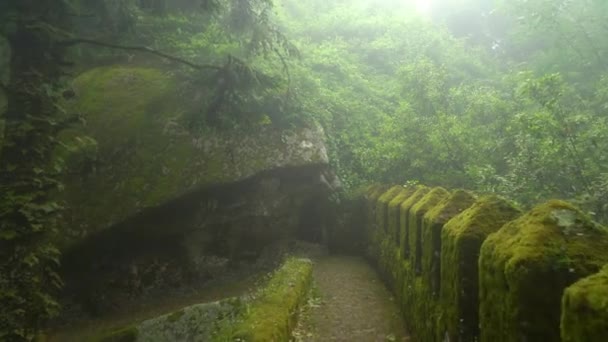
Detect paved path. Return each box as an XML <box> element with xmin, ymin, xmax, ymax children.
<box><xmin>293</xmin><ymin>256</ymin><xmax>410</xmax><ymax>342</ymax></box>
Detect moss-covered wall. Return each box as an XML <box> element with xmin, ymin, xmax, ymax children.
<box><xmin>561</xmin><ymin>265</ymin><xmax>608</xmax><ymax>342</ymax></box>
<box><xmin>408</xmin><ymin>188</ymin><xmax>449</xmax><ymax>275</ymax></box>
<box><xmin>440</xmin><ymin>195</ymin><xmax>520</xmax><ymax>342</ymax></box>
<box><xmin>94</xmin><ymin>257</ymin><xmax>313</xmax><ymax>342</ymax></box>
<box><xmin>364</xmin><ymin>185</ymin><xmax>608</xmax><ymax>342</ymax></box>
<box><xmin>479</xmin><ymin>200</ymin><xmax>608</xmax><ymax>342</ymax></box>
<box><xmin>423</xmin><ymin>190</ymin><xmax>475</xmax><ymax>298</ymax></box>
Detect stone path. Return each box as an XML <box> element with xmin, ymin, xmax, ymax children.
<box><xmin>293</xmin><ymin>256</ymin><xmax>410</xmax><ymax>342</ymax></box>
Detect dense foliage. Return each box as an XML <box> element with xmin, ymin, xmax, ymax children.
<box><xmin>271</xmin><ymin>0</ymin><xmax>608</xmax><ymax>222</ymax></box>
<box><xmin>1</xmin><ymin>0</ymin><xmax>608</xmax><ymax>339</ymax></box>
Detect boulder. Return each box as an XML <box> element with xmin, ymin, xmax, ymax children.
<box><xmin>58</xmin><ymin>66</ymin><xmax>329</xmax><ymax>242</ymax></box>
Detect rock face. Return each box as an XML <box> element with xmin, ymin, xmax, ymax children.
<box><xmin>56</xmin><ymin>65</ymin><xmax>335</xmax><ymax>317</ymax></box>
<box><xmin>58</xmin><ymin>66</ymin><xmax>329</xmax><ymax>242</ymax></box>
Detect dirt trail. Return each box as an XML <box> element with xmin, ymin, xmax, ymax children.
<box><xmin>294</xmin><ymin>256</ymin><xmax>410</xmax><ymax>342</ymax></box>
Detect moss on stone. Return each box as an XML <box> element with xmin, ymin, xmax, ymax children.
<box><xmin>408</xmin><ymin>187</ymin><xmax>450</xmax><ymax>274</ymax></box>
<box><xmin>399</xmin><ymin>187</ymin><xmax>430</xmax><ymax>260</ymax></box>
<box><xmin>387</xmin><ymin>187</ymin><xmax>419</xmax><ymax>249</ymax></box>
<box><xmin>561</xmin><ymin>265</ymin><xmax>608</xmax><ymax>342</ymax></box>
<box><xmin>365</xmin><ymin>185</ymin><xmax>391</xmax><ymax>235</ymax></box>
<box><xmin>376</xmin><ymin>185</ymin><xmax>406</xmax><ymax>233</ymax></box>
<box><xmin>409</xmin><ymin>277</ymin><xmax>438</xmax><ymax>342</ymax></box>
<box><xmin>366</xmin><ymin>184</ymin><xmax>390</xmax><ymax>201</ymax></box>
<box><xmin>60</xmin><ymin>66</ymin><xmax>329</xmax><ymax>243</ymax></box>
<box><xmin>479</xmin><ymin>200</ymin><xmax>608</xmax><ymax>342</ymax></box>
<box><xmin>228</xmin><ymin>258</ymin><xmax>313</xmax><ymax>342</ymax></box>
<box><xmin>423</xmin><ymin>190</ymin><xmax>476</xmax><ymax>297</ymax></box>
<box><xmin>440</xmin><ymin>195</ymin><xmax>520</xmax><ymax>342</ymax></box>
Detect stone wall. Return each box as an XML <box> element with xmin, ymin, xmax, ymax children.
<box><xmin>94</xmin><ymin>257</ymin><xmax>313</xmax><ymax>342</ymax></box>
<box><xmin>364</xmin><ymin>184</ymin><xmax>608</xmax><ymax>342</ymax></box>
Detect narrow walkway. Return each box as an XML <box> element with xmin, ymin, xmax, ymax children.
<box><xmin>293</xmin><ymin>256</ymin><xmax>410</xmax><ymax>342</ymax></box>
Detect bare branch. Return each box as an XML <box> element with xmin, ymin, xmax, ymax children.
<box><xmin>59</xmin><ymin>38</ymin><xmax>222</xmax><ymax>71</ymax></box>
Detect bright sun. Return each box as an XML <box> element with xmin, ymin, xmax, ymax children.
<box><xmin>414</xmin><ymin>0</ymin><xmax>432</xmax><ymax>14</ymax></box>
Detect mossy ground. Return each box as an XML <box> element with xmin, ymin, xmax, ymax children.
<box><xmin>479</xmin><ymin>200</ymin><xmax>608</xmax><ymax>342</ymax></box>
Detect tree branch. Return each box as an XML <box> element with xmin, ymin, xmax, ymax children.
<box><xmin>273</xmin><ymin>48</ymin><xmax>291</xmax><ymax>87</ymax></box>
<box><xmin>59</xmin><ymin>38</ymin><xmax>222</xmax><ymax>71</ymax></box>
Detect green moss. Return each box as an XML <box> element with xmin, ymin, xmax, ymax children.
<box><xmin>226</xmin><ymin>258</ymin><xmax>313</xmax><ymax>342</ymax></box>
<box><xmin>422</xmin><ymin>190</ymin><xmax>476</xmax><ymax>297</ymax></box>
<box><xmin>399</xmin><ymin>187</ymin><xmax>430</xmax><ymax>259</ymax></box>
<box><xmin>387</xmin><ymin>187</ymin><xmax>419</xmax><ymax>249</ymax></box>
<box><xmin>409</xmin><ymin>277</ymin><xmax>438</xmax><ymax>342</ymax></box>
<box><xmin>375</xmin><ymin>185</ymin><xmax>406</xmax><ymax>233</ymax></box>
<box><xmin>366</xmin><ymin>184</ymin><xmax>390</xmax><ymax>202</ymax></box>
<box><xmin>408</xmin><ymin>187</ymin><xmax>450</xmax><ymax>274</ymax></box>
<box><xmin>365</xmin><ymin>184</ymin><xmax>391</xmax><ymax>241</ymax></box>
<box><xmin>479</xmin><ymin>200</ymin><xmax>608</xmax><ymax>342</ymax></box>
<box><xmin>94</xmin><ymin>326</ymin><xmax>139</xmax><ymax>342</ymax></box>
<box><xmin>561</xmin><ymin>265</ymin><xmax>608</xmax><ymax>342</ymax></box>
<box><xmin>440</xmin><ymin>195</ymin><xmax>520</xmax><ymax>342</ymax></box>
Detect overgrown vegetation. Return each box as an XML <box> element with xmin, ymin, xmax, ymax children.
<box><xmin>0</xmin><ymin>0</ymin><xmax>298</xmax><ymax>340</ymax></box>
<box><xmin>274</xmin><ymin>0</ymin><xmax>608</xmax><ymax>224</ymax></box>
<box><xmin>2</xmin><ymin>0</ymin><xmax>608</xmax><ymax>339</ymax></box>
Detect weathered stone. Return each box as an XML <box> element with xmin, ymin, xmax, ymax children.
<box><xmin>58</xmin><ymin>66</ymin><xmax>329</xmax><ymax>241</ymax></box>
<box><xmin>561</xmin><ymin>265</ymin><xmax>608</xmax><ymax>342</ymax></box>
<box><xmin>479</xmin><ymin>200</ymin><xmax>608</xmax><ymax>342</ymax></box>
<box><xmin>440</xmin><ymin>195</ymin><xmax>520</xmax><ymax>342</ymax></box>
<box><xmin>422</xmin><ymin>190</ymin><xmax>476</xmax><ymax>297</ymax></box>
<box><xmin>408</xmin><ymin>187</ymin><xmax>450</xmax><ymax>274</ymax></box>
<box><xmin>399</xmin><ymin>187</ymin><xmax>430</xmax><ymax>259</ymax></box>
